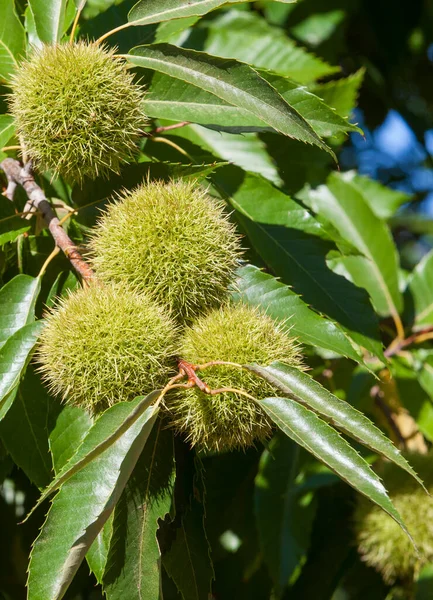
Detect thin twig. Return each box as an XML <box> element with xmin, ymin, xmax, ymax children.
<box><xmin>0</xmin><ymin>158</ymin><xmax>94</xmax><ymax>282</ymax></box>
<box><xmin>69</xmin><ymin>0</ymin><xmax>86</xmax><ymax>44</ymax></box>
<box><xmin>1</xmin><ymin>145</ymin><xmax>22</xmax><ymax>152</ymax></box>
<box><xmin>150</xmin><ymin>136</ymin><xmax>194</xmax><ymax>161</ymax></box>
<box><xmin>385</xmin><ymin>325</ymin><xmax>433</xmax><ymax>358</ymax></box>
<box><xmin>38</xmin><ymin>246</ymin><xmax>60</xmax><ymax>277</ymax></box>
<box><xmin>177</xmin><ymin>359</ymin><xmax>255</xmax><ymax>400</ymax></box>
<box><xmin>149</xmin><ymin>122</ymin><xmax>191</xmax><ymax>135</ymax></box>
<box><xmin>94</xmin><ymin>22</ymin><xmax>131</xmax><ymax>45</ymax></box>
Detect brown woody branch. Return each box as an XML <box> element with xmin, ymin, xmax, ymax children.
<box><xmin>0</xmin><ymin>158</ymin><xmax>94</xmax><ymax>282</ymax></box>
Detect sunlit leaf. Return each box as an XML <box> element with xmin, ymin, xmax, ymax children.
<box><xmin>255</xmin><ymin>394</ymin><xmax>410</xmax><ymax>538</ymax></box>
<box><xmin>302</xmin><ymin>171</ymin><xmax>403</xmax><ymax>318</ymax></box>
<box><xmin>194</xmin><ymin>11</ymin><xmax>339</xmax><ymax>84</ymax></box>
<box><xmin>0</xmin><ymin>321</ymin><xmax>45</xmax><ymax>421</ymax></box>
<box><xmin>250</xmin><ymin>362</ymin><xmax>425</xmax><ymax>490</ymax></box>
<box><xmin>234</xmin><ymin>265</ymin><xmax>363</xmax><ymax>362</ymax></box>
<box><xmin>103</xmin><ymin>422</ymin><xmax>175</xmax><ymax>599</ymax></box>
<box><xmin>127</xmin><ymin>44</ymin><xmax>333</xmax><ymax>155</ymax></box>
<box><xmin>214</xmin><ymin>167</ymin><xmax>384</xmax><ymax>359</ymax></box>
<box><xmin>0</xmin><ymin>0</ymin><xmax>26</xmax><ymax>83</ymax></box>
<box><xmin>0</xmin><ymin>275</ymin><xmax>41</xmax><ymax>347</ymax></box>
<box><xmin>27</xmin><ymin>399</ymin><xmax>159</xmax><ymax>600</ymax></box>
<box><xmin>407</xmin><ymin>249</ymin><xmax>433</xmax><ymax>329</ymax></box>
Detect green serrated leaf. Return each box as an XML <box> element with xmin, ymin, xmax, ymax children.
<box><xmin>0</xmin><ymin>0</ymin><xmax>26</xmax><ymax>84</ymax></box>
<box><xmin>28</xmin><ymin>0</ymin><xmax>68</xmax><ymax>43</ymax></box>
<box><xmin>214</xmin><ymin>168</ymin><xmax>384</xmax><ymax>360</ymax></box>
<box><xmin>29</xmin><ymin>392</ymin><xmax>160</xmax><ymax>519</ymax></box>
<box><xmin>127</xmin><ymin>44</ymin><xmax>333</xmax><ymax>156</ymax></box>
<box><xmin>0</xmin><ymin>275</ymin><xmax>41</xmax><ymax>347</ymax></box>
<box><xmin>128</xmin><ymin>0</ymin><xmax>296</xmax><ymax>27</ymax></box>
<box><xmin>87</xmin><ymin>515</ymin><xmax>114</xmax><ymax>584</ymax></box>
<box><xmin>103</xmin><ymin>422</ymin><xmax>175</xmax><ymax>599</ymax></box>
<box><xmin>0</xmin><ymin>367</ymin><xmax>59</xmax><ymax>489</ymax></box>
<box><xmin>255</xmin><ymin>394</ymin><xmax>410</xmax><ymax>539</ymax></box>
<box><xmin>169</xmin><ymin>124</ymin><xmax>282</xmax><ymax>185</ymax></box>
<box><xmin>310</xmin><ymin>69</ymin><xmax>365</xmax><ymax>119</ymax></box>
<box><xmin>259</xmin><ymin>71</ymin><xmax>360</xmax><ymax>138</ymax></box>
<box><xmin>0</xmin><ymin>320</ymin><xmax>45</xmax><ymax>421</ymax></box>
<box><xmin>142</xmin><ymin>70</ymin><xmax>359</xmax><ymax>139</ymax></box>
<box><xmin>249</xmin><ymin>362</ymin><xmax>425</xmax><ymax>491</ymax></box>
<box><xmin>303</xmin><ymin>171</ymin><xmax>403</xmax><ymax>319</ymax></box>
<box><xmin>49</xmin><ymin>405</ymin><xmax>93</xmax><ymax>474</ymax></box>
<box><xmin>234</xmin><ymin>265</ymin><xmax>362</xmax><ymax>362</ymax></box>
<box><xmin>27</xmin><ymin>399</ymin><xmax>159</xmax><ymax>600</ymax></box>
<box><xmin>195</xmin><ymin>10</ymin><xmax>339</xmax><ymax>84</ymax></box>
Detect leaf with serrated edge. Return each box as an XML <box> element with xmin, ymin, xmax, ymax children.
<box><xmin>234</xmin><ymin>265</ymin><xmax>362</xmax><ymax>361</ymax></box>
<box><xmin>213</xmin><ymin>169</ymin><xmax>384</xmax><ymax>360</ymax></box>
<box><xmin>311</xmin><ymin>69</ymin><xmax>365</xmax><ymax>119</ymax></box>
<box><xmin>27</xmin><ymin>399</ymin><xmax>159</xmax><ymax>600</ymax></box>
<box><xmin>127</xmin><ymin>44</ymin><xmax>333</xmax><ymax>157</ymax></box>
<box><xmin>26</xmin><ymin>391</ymin><xmax>160</xmax><ymax>520</ymax></box>
<box><xmin>200</xmin><ymin>10</ymin><xmax>338</xmax><ymax>84</ymax></box>
<box><xmin>49</xmin><ymin>405</ymin><xmax>93</xmax><ymax>474</ymax></box>
<box><xmin>87</xmin><ymin>516</ymin><xmax>113</xmax><ymax>584</ymax></box>
<box><xmin>103</xmin><ymin>422</ymin><xmax>175</xmax><ymax>599</ymax></box>
<box><xmin>0</xmin><ymin>321</ymin><xmax>45</xmax><ymax>420</ymax></box>
<box><xmin>128</xmin><ymin>0</ymin><xmax>296</xmax><ymax>27</ymax></box>
<box><xmin>0</xmin><ymin>275</ymin><xmax>41</xmax><ymax>347</ymax></box>
<box><xmin>249</xmin><ymin>362</ymin><xmax>426</xmax><ymax>491</ymax></box>
<box><xmin>255</xmin><ymin>395</ymin><xmax>411</xmax><ymax>540</ymax></box>
<box><xmin>143</xmin><ymin>70</ymin><xmax>359</xmax><ymax>138</ymax></box>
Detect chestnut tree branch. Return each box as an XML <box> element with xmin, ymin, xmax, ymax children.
<box><xmin>0</xmin><ymin>158</ymin><xmax>94</xmax><ymax>282</ymax></box>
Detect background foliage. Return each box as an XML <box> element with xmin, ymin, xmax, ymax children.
<box><xmin>1</xmin><ymin>1</ymin><xmax>433</xmax><ymax>599</ymax></box>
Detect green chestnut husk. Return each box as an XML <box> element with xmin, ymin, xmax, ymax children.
<box><xmin>37</xmin><ymin>283</ymin><xmax>179</xmax><ymax>414</ymax></box>
<box><xmin>89</xmin><ymin>179</ymin><xmax>243</xmax><ymax>323</ymax></box>
<box><xmin>10</xmin><ymin>42</ymin><xmax>146</xmax><ymax>182</ymax></box>
<box><xmin>167</xmin><ymin>303</ymin><xmax>305</xmax><ymax>452</ymax></box>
